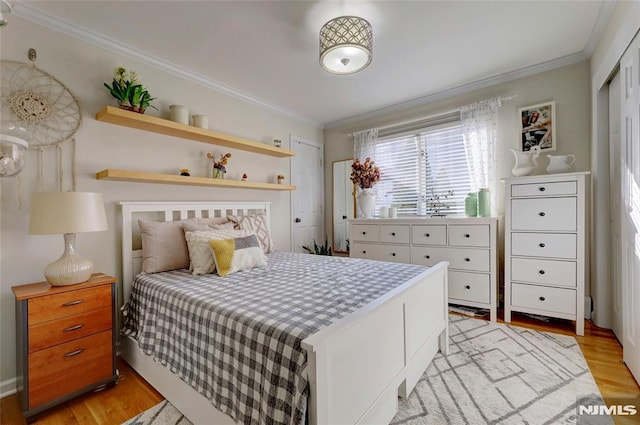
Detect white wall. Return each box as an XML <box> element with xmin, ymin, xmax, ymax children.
<box><xmin>0</xmin><ymin>17</ymin><xmax>322</xmax><ymax>388</ymax></box>
<box><xmin>324</xmin><ymin>61</ymin><xmax>592</xmax><ymax>241</ymax></box>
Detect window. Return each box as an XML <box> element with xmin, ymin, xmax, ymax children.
<box><xmin>373</xmin><ymin>122</ymin><xmax>472</xmax><ymax>216</ymax></box>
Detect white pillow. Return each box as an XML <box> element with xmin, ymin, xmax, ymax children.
<box><xmin>208</xmin><ymin>234</ymin><xmax>267</xmax><ymax>277</ymax></box>
<box><xmin>227</xmin><ymin>214</ymin><xmax>274</xmax><ymax>253</ymax></box>
<box><xmin>185</xmin><ymin>229</ymin><xmax>252</xmax><ymax>275</ymax></box>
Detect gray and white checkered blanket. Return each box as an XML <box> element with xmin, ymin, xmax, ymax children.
<box><xmin>122</xmin><ymin>251</ymin><xmax>429</xmax><ymax>425</ymax></box>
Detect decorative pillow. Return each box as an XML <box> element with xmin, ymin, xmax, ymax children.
<box><xmin>185</xmin><ymin>229</ymin><xmax>252</xmax><ymax>275</ymax></box>
<box><xmin>227</xmin><ymin>214</ymin><xmax>274</xmax><ymax>253</ymax></box>
<box><xmin>139</xmin><ymin>219</ymin><xmax>190</xmax><ymax>273</ymax></box>
<box><xmin>183</xmin><ymin>221</ymin><xmax>235</xmax><ymax>233</ymax></box>
<box><xmin>208</xmin><ymin>234</ymin><xmax>267</xmax><ymax>277</ymax></box>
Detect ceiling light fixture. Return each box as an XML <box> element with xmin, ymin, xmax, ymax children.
<box><xmin>320</xmin><ymin>16</ymin><xmax>372</xmax><ymax>75</ymax></box>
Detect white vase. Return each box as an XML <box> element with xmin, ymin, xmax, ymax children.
<box><xmin>357</xmin><ymin>188</ymin><xmax>376</xmax><ymax>218</ymax></box>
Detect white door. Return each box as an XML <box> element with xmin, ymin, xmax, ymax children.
<box><xmin>620</xmin><ymin>32</ymin><xmax>640</xmax><ymax>385</ymax></box>
<box><xmin>290</xmin><ymin>136</ymin><xmax>324</xmax><ymax>254</ymax></box>
<box><xmin>609</xmin><ymin>71</ymin><xmax>624</xmax><ymax>342</ymax></box>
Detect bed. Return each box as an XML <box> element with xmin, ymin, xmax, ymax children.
<box><xmin>118</xmin><ymin>201</ymin><xmax>449</xmax><ymax>425</ymax></box>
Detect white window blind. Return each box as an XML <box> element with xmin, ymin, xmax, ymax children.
<box><xmin>373</xmin><ymin>122</ymin><xmax>472</xmax><ymax>216</ymax></box>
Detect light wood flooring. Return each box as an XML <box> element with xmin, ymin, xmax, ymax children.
<box><xmin>1</xmin><ymin>313</ymin><xmax>638</xmax><ymax>425</ymax></box>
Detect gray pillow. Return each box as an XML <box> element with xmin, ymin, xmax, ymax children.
<box><xmin>139</xmin><ymin>219</ymin><xmax>190</xmax><ymax>273</ymax></box>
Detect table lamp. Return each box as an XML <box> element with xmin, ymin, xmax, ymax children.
<box><xmin>28</xmin><ymin>191</ymin><xmax>108</xmax><ymax>286</ymax></box>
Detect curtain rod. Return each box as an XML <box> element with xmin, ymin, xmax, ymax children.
<box><xmin>349</xmin><ymin>95</ymin><xmax>518</xmax><ymax>136</ymax></box>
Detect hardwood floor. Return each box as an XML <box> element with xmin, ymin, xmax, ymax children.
<box><xmin>1</xmin><ymin>315</ymin><xmax>638</xmax><ymax>425</ymax></box>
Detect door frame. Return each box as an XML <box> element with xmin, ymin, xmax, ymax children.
<box><xmin>289</xmin><ymin>134</ymin><xmax>324</xmax><ymax>252</ymax></box>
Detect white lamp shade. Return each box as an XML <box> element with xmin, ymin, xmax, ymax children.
<box><xmin>29</xmin><ymin>192</ymin><xmax>108</xmax><ymax>235</ymax></box>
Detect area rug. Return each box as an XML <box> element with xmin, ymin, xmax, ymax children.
<box><xmin>122</xmin><ymin>315</ymin><xmax>611</xmax><ymax>425</ymax></box>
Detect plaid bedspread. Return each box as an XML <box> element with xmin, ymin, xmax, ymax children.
<box><xmin>122</xmin><ymin>251</ymin><xmax>429</xmax><ymax>425</ymax></box>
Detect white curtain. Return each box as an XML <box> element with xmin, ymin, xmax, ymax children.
<box><xmin>461</xmin><ymin>97</ymin><xmax>501</xmax><ymax>214</ymax></box>
<box><xmin>353</xmin><ymin>128</ymin><xmax>378</xmax><ymax>162</ymax></box>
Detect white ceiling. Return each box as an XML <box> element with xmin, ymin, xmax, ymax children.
<box><xmin>15</xmin><ymin>1</ymin><xmax>608</xmax><ymax>127</ymax></box>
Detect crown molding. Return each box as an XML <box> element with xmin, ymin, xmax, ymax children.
<box><xmin>324</xmin><ymin>52</ymin><xmax>588</xmax><ymax>129</ymax></box>
<box><xmin>12</xmin><ymin>2</ymin><xmax>321</xmax><ymax>129</ymax></box>
<box><xmin>583</xmin><ymin>1</ymin><xmax>616</xmax><ymax>57</ymax></box>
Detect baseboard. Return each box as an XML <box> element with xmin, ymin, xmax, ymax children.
<box><xmin>0</xmin><ymin>377</ymin><xmax>17</xmax><ymax>399</ymax></box>
<box><xmin>584</xmin><ymin>296</ymin><xmax>592</xmax><ymax>320</ymax></box>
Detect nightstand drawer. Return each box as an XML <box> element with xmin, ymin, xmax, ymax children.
<box><xmin>350</xmin><ymin>224</ymin><xmax>379</xmax><ymax>242</ymax></box>
<box><xmin>376</xmin><ymin>245</ymin><xmax>411</xmax><ymax>263</ymax></box>
<box><xmin>449</xmin><ymin>271</ymin><xmax>490</xmax><ymax>304</ymax></box>
<box><xmin>28</xmin><ymin>285</ymin><xmax>112</xmax><ymax>325</ymax></box>
<box><xmin>28</xmin><ymin>330</ymin><xmax>113</xmax><ymax>408</ymax></box>
<box><xmin>350</xmin><ymin>243</ymin><xmax>379</xmax><ymax>260</ymax></box>
<box><xmin>511</xmin><ymin>283</ymin><xmax>576</xmax><ymax>315</ymax></box>
<box><xmin>511</xmin><ymin>198</ymin><xmax>577</xmax><ymax>231</ymax></box>
<box><xmin>448</xmin><ymin>225</ymin><xmax>490</xmax><ymax>247</ymax></box>
<box><xmin>511</xmin><ymin>232</ymin><xmax>576</xmax><ymax>259</ymax></box>
<box><xmin>511</xmin><ymin>181</ymin><xmax>577</xmax><ymax>197</ymax></box>
<box><xmin>411</xmin><ymin>225</ymin><xmax>447</xmax><ymax>245</ymax></box>
<box><xmin>511</xmin><ymin>258</ymin><xmax>576</xmax><ymax>287</ymax></box>
<box><xmin>28</xmin><ymin>307</ymin><xmax>113</xmax><ymax>353</ymax></box>
<box><xmin>380</xmin><ymin>225</ymin><xmax>410</xmax><ymax>244</ymax></box>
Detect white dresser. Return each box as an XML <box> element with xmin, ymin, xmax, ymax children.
<box><xmin>504</xmin><ymin>172</ymin><xmax>589</xmax><ymax>335</ymax></box>
<box><xmin>349</xmin><ymin>217</ymin><xmax>499</xmax><ymax>321</ymax></box>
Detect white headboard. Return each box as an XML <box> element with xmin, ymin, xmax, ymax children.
<box><xmin>120</xmin><ymin>201</ymin><xmax>271</xmax><ymax>303</ymax></box>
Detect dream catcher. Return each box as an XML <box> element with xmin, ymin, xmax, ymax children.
<box><xmin>0</xmin><ymin>49</ymin><xmax>82</xmax><ymax>204</ymax></box>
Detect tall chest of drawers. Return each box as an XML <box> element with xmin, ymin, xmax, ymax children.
<box><xmin>504</xmin><ymin>172</ymin><xmax>589</xmax><ymax>335</ymax></box>
<box><xmin>12</xmin><ymin>273</ymin><xmax>118</xmax><ymax>423</ymax></box>
<box><xmin>349</xmin><ymin>217</ymin><xmax>499</xmax><ymax>321</ymax></box>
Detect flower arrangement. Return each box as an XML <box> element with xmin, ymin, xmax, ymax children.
<box><xmin>350</xmin><ymin>157</ymin><xmax>380</xmax><ymax>189</ymax></box>
<box><xmin>104</xmin><ymin>67</ymin><xmax>157</xmax><ymax>113</ymax></box>
<box><xmin>207</xmin><ymin>152</ymin><xmax>232</xmax><ymax>178</ymax></box>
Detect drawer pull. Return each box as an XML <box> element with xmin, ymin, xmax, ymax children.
<box><xmin>391</xmin><ymin>232</ymin><xmax>396</xmax><ymax>236</ymax></box>
<box><xmin>425</xmin><ymin>255</ymin><xmax>430</xmax><ymax>259</ymax></box>
<box><xmin>362</xmin><ymin>231</ymin><xmax>366</xmax><ymax>235</ymax></box>
<box><xmin>464</xmin><ymin>234</ymin><xmax>470</xmax><ymax>238</ymax></box>
<box><xmin>362</xmin><ymin>250</ymin><xmax>367</xmax><ymax>254</ymax></box>
<box><xmin>539</xmin><ymin>212</ymin><xmax>546</xmax><ymax>217</ymax></box>
<box><xmin>539</xmin><ymin>187</ymin><xmax>546</xmax><ymax>192</ymax></box>
<box><xmin>539</xmin><ymin>270</ymin><xmax>546</xmax><ymax>275</ymax></box>
<box><xmin>391</xmin><ymin>253</ymin><xmax>396</xmax><ymax>256</ymax></box>
<box><xmin>539</xmin><ymin>296</ymin><xmax>546</xmax><ymax>301</ymax></box>
<box><xmin>64</xmin><ymin>348</ymin><xmax>85</xmax><ymax>358</ymax></box>
<box><xmin>539</xmin><ymin>243</ymin><xmax>546</xmax><ymax>248</ymax></box>
<box><xmin>465</xmin><ymin>285</ymin><xmax>471</xmax><ymax>290</ymax></box>
<box><xmin>464</xmin><ymin>258</ymin><xmax>470</xmax><ymax>262</ymax></box>
<box><xmin>62</xmin><ymin>300</ymin><xmax>84</xmax><ymax>307</ymax></box>
<box><xmin>425</xmin><ymin>233</ymin><xmax>430</xmax><ymax>237</ymax></box>
<box><xmin>64</xmin><ymin>324</ymin><xmax>85</xmax><ymax>332</ymax></box>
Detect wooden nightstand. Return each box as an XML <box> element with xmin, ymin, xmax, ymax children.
<box><xmin>12</xmin><ymin>273</ymin><xmax>118</xmax><ymax>423</ymax></box>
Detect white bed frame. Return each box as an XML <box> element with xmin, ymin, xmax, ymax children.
<box><xmin>118</xmin><ymin>201</ymin><xmax>449</xmax><ymax>425</ymax></box>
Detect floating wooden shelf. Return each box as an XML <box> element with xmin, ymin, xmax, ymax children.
<box><xmin>95</xmin><ymin>106</ymin><xmax>295</xmax><ymax>158</ymax></box>
<box><xmin>96</xmin><ymin>169</ymin><xmax>296</xmax><ymax>191</ymax></box>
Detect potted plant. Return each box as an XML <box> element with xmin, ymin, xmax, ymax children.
<box><xmin>104</xmin><ymin>67</ymin><xmax>157</xmax><ymax>113</ymax></box>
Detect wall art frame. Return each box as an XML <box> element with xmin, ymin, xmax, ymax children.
<box><xmin>518</xmin><ymin>100</ymin><xmax>556</xmax><ymax>152</ymax></box>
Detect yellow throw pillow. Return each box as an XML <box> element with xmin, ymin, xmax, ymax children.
<box><xmin>208</xmin><ymin>239</ymin><xmax>235</xmax><ymax>277</ymax></box>
<box><xmin>208</xmin><ymin>234</ymin><xmax>267</xmax><ymax>277</ymax></box>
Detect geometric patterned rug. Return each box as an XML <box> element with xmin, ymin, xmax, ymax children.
<box><xmin>123</xmin><ymin>314</ymin><xmax>612</xmax><ymax>425</ymax></box>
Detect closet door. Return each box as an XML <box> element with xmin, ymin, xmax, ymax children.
<box><xmin>620</xmin><ymin>32</ymin><xmax>640</xmax><ymax>385</ymax></box>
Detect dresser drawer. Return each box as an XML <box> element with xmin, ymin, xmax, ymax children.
<box><xmin>28</xmin><ymin>330</ymin><xmax>113</xmax><ymax>408</ymax></box>
<box><xmin>511</xmin><ymin>258</ymin><xmax>577</xmax><ymax>287</ymax></box>
<box><xmin>28</xmin><ymin>285</ymin><xmax>112</xmax><ymax>325</ymax></box>
<box><xmin>28</xmin><ymin>307</ymin><xmax>113</xmax><ymax>353</ymax></box>
<box><xmin>449</xmin><ymin>271</ymin><xmax>490</xmax><ymax>304</ymax></box>
<box><xmin>411</xmin><ymin>247</ymin><xmax>489</xmax><ymax>272</ymax></box>
<box><xmin>380</xmin><ymin>225</ymin><xmax>410</xmax><ymax>244</ymax></box>
<box><xmin>411</xmin><ymin>225</ymin><xmax>447</xmax><ymax>246</ymax></box>
<box><xmin>510</xmin><ymin>283</ymin><xmax>576</xmax><ymax>315</ymax></box>
<box><xmin>448</xmin><ymin>225</ymin><xmax>490</xmax><ymax>247</ymax></box>
<box><xmin>350</xmin><ymin>243</ymin><xmax>379</xmax><ymax>260</ymax></box>
<box><xmin>511</xmin><ymin>232</ymin><xmax>577</xmax><ymax>259</ymax></box>
<box><xmin>511</xmin><ymin>181</ymin><xmax>577</xmax><ymax>197</ymax></box>
<box><xmin>350</xmin><ymin>224</ymin><xmax>379</xmax><ymax>242</ymax></box>
<box><xmin>376</xmin><ymin>245</ymin><xmax>411</xmax><ymax>263</ymax></box>
<box><xmin>511</xmin><ymin>197</ymin><xmax>577</xmax><ymax>231</ymax></box>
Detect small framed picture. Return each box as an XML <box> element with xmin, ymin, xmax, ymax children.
<box><xmin>518</xmin><ymin>101</ymin><xmax>556</xmax><ymax>152</ymax></box>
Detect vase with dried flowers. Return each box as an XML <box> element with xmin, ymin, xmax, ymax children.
<box><xmin>207</xmin><ymin>152</ymin><xmax>232</xmax><ymax>179</ymax></box>
<box><xmin>104</xmin><ymin>67</ymin><xmax>157</xmax><ymax>114</ymax></box>
<box><xmin>350</xmin><ymin>157</ymin><xmax>380</xmax><ymax>218</ymax></box>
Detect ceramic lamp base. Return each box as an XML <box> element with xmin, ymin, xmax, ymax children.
<box><xmin>44</xmin><ymin>233</ymin><xmax>94</xmax><ymax>286</ymax></box>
